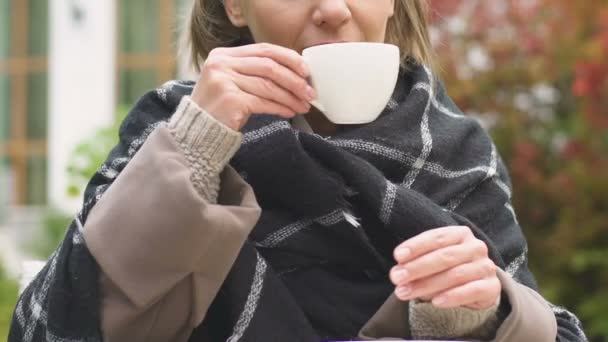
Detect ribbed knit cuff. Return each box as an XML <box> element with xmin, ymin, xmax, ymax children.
<box><xmin>169</xmin><ymin>96</ymin><xmax>243</xmax><ymax>169</ymax></box>
<box><xmin>409</xmin><ymin>299</ymin><xmax>499</xmax><ymax>341</ymax></box>
<box><xmin>168</xmin><ymin>96</ymin><xmax>243</xmax><ymax>202</ymax></box>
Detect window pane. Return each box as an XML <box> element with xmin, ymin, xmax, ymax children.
<box><xmin>0</xmin><ymin>0</ymin><xmax>10</xmax><ymax>58</ymax></box>
<box><xmin>120</xmin><ymin>0</ymin><xmax>160</xmax><ymax>53</ymax></box>
<box><xmin>119</xmin><ymin>69</ymin><xmax>158</xmax><ymax>106</ymax></box>
<box><xmin>27</xmin><ymin>72</ymin><xmax>47</xmax><ymax>139</ymax></box>
<box><xmin>0</xmin><ymin>74</ymin><xmax>10</xmax><ymax>141</ymax></box>
<box><xmin>28</xmin><ymin>0</ymin><xmax>48</xmax><ymax>56</ymax></box>
<box><xmin>0</xmin><ymin>156</ymin><xmax>12</xmax><ymax>209</ymax></box>
<box><xmin>26</xmin><ymin>156</ymin><xmax>46</xmax><ymax>205</ymax></box>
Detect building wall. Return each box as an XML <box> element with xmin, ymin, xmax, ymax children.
<box><xmin>1</xmin><ymin>0</ymin><xmax>191</xmax><ymax>213</ymax></box>
<box><xmin>49</xmin><ymin>0</ymin><xmax>117</xmax><ymax>213</ymax></box>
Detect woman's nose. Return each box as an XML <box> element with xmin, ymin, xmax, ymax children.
<box><xmin>313</xmin><ymin>0</ymin><xmax>352</xmax><ymax>28</ymax></box>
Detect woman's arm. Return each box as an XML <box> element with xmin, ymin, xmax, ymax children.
<box><xmin>83</xmin><ymin>97</ymin><xmax>261</xmax><ymax>342</ymax></box>
<box><xmin>8</xmin><ymin>42</ymin><xmax>313</xmax><ymax>342</ymax></box>
<box><xmin>356</xmin><ymin>155</ymin><xmax>584</xmax><ymax>341</ymax></box>
<box><xmin>359</xmin><ymin>268</ymin><xmax>558</xmax><ymax>342</ymax></box>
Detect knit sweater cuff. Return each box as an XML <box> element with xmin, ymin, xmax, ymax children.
<box><xmin>168</xmin><ymin>96</ymin><xmax>243</xmax><ymax>202</ymax></box>
<box><xmin>409</xmin><ymin>299</ymin><xmax>499</xmax><ymax>341</ymax></box>
<box><xmin>169</xmin><ymin>96</ymin><xmax>243</xmax><ymax>168</ymax></box>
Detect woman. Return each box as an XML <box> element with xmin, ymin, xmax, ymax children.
<box><xmin>10</xmin><ymin>0</ymin><xmax>587</xmax><ymax>341</ymax></box>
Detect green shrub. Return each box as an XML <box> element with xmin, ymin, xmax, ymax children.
<box><xmin>66</xmin><ymin>105</ymin><xmax>129</xmax><ymax>199</ymax></box>
<box><xmin>430</xmin><ymin>1</ymin><xmax>608</xmax><ymax>340</ymax></box>
<box><xmin>0</xmin><ymin>265</ymin><xmax>19</xmax><ymax>341</ymax></box>
<box><xmin>26</xmin><ymin>208</ymin><xmax>72</xmax><ymax>260</ymax></box>
<box><xmin>1</xmin><ymin>106</ymin><xmax>129</xmax><ymax>337</ymax></box>
<box><xmin>27</xmin><ymin>106</ymin><xmax>129</xmax><ymax>260</ymax></box>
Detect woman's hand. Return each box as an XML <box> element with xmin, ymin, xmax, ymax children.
<box><xmin>190</xmin><ymin>43</ymin><xmax>317</xmax><ymax>131</ymax></box>
<box><xmin>390</xmin><ymin>226</ymin><xmax>501</xmax><ymax>310</ymax></box>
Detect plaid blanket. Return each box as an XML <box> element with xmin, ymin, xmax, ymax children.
<box><xmin>9</xmin><ymin>63</ymin><xmax>587</xmax><ymax>341</ymax></box>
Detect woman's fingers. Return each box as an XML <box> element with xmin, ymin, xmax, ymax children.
<box><xmin>192</xmin><ymin>42</ymin><xmax>314</xmax><ymax>131</ymax></box>
<box><xmin>234</xmin><ymin>73</ymin><xmax>311</xmax><ymax>114</ymax></box>
<box><xmin>390</xmin><ymin>225</ymin><xmax>500</xmax><ymax>310</ymax></box>
<box><xmin>231</xmin><ymin>56</ymin><xmax>316</xmax><ymax>103</ymax></box>
<box><xmin>222</xmin><ymin>43</ymin><xmax>310</xmax><ymax>78</ymax></box>
<box><xmin>394</xmin><ymin>226</ymin><xmax>473</xmax><ymax>264</ymax></box>
<box><xmin>429</xmin><ymin>276</ymin><xmax>501</xmax><ymax>309</ymax></box>
<box><xmin>241</xmin><ymin>91</ymin><xmax>297</xmax><ymax>119</ymax></box>
<box><xmin>391</xmin><ymin>237</ymin><xmax>488</xmax><ymax>284</ymax></box>
<box><xmin>392</xmin><ymin>258</ymin><xmax>497</xmax><ymax>301</ymax></box>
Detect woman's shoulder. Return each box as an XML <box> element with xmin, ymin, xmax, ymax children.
<box><xmin>139</xmin><ymin>79</ymin><xmax>196</xmax><ymax>110</ymax></box>
<box><xmin>154</xmin><ymin>79</ymin><xmax>196</xmax><ymax>103</ymax></box>
<box><xmin>118</xmin><ymin>80</ymin><xmax>196</xmax><ymax>142</ymax></box>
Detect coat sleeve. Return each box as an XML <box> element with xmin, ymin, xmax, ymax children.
<box><xmin>81</xmin><ymin>95</ymin><xmax>262</xmax><ymax>342</ymax></box>
<box><xmin>8</xmin><ymin>86</ymin><xmax>258</xmax><ymax>342</ymax></box>
<box><xmin>358</xmin><ymin>268</ymin><xmax>557</xmax><ymax>341</ymax></box>
<box><xmin>83</xmin><ymin>125</ymin><xmax>261</xmax><ymax>342</ymax></box>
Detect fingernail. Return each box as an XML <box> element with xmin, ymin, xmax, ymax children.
<box><xmin>395</xmin><ymin>247</ymin><xmax>410</xmax><ymax>261</ymax></box>
<box><xmin>395</xmin><ymin>286</ymin><xmax>412</xmax><ymax>299</ymax></box>
<box><xmin>432</xmin><ymin>296</ymin><xmax>446</xmax><ymax>306</ymax></box>
<box><xmin>392</xmin><ymin>268</ymin><xmax>408</xmax><ymax>283</ymax></box>
<box><xmin>301</xmin><ymin>101</ymin><xmax>311</xmax><ymax>112</ymax></box>
<box><xmin>306</xmin><ymin>86</ymin><xmax>316</xmax><ymax>101</ymax></box>
<box><xmin>300</xmin><ymin>62</ymin><xmax>310</xmax><ymax>76</ymax></box>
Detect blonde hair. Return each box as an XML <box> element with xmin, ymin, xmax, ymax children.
<box><xmin>185</xmin><ymin>0</ymin><xmax>435</xmax><ymax>71</ymax></box>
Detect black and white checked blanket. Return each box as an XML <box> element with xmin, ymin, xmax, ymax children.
<box><xmin>9</xmin><ymin>63</ymin><xmax>587</xmax><ymax>341</ymax></box>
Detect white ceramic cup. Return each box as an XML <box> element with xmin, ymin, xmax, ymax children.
<box><xmin>302</xmin><ymin>42</ymin><xmax>400</xmax><ymax>124</ymax></box>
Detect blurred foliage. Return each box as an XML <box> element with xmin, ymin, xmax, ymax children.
<box><xmin>0</xmin><ymin>265</ymin><xmax>18</xmax><ymax>341</ymax></box>
<box><xmin>66</xmin><ymin>105</ymin><xmax>129</xmax><ymax>199</ymax></box>
<box><xmin>0</xmin><ymin>106</ymin><xmax>128</xmax><ymax>338</ymax></box>
<box><xmin>430</xmin><ymin>1</ymin><xmax>608</xmax><ymax>341</ymax></box>
<box><xmin>24</xmin><ymin>106</ymin><xmax>130</xmax><ymax>261</ymax></box>
<box><xmin>26</xmin><ymin>208</ymin><xmax>72</xmax><ymax>260</ymax></box>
